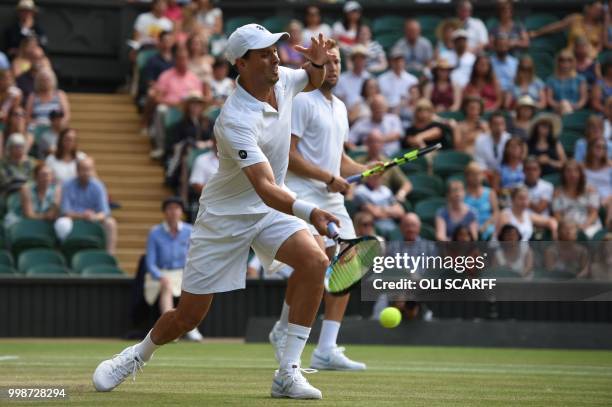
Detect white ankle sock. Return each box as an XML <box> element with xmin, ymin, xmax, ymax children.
<box><xmin>135</xmin><ymin>331</ymin><xmax>159</xmax><ymax>362</ymax></box>
<box><xmin>281</xmin><ymin>323</ymin><xmax>310</xmax><ymax>367</ymax></box>
<box><xmin>278</xmin><ymin>301</ymin><xmax>290</xmax><ymax>331</ymax></box>
<box><xmin>317</xmin><ymin>320</ymin><xmax>340</xmax><ymax>352</ymax></box>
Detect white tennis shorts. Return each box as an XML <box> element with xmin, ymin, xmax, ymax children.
<box><xmin>182</xmin><ymin>207</ymin><xmax>308</xmax><ymax>294</ymax></box>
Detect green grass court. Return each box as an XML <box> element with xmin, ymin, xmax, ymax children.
<box><xmin>2</xmin><ymin>340</ymin><xmax>612</xmax><ymax>406</ymax></box>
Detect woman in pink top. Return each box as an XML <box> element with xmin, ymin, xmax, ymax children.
<box><xmin>462</xmin><ymin>55</ymin><xmax>503</xmax><ymax>112</ymax></box>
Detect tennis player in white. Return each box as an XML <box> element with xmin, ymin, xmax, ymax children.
<box><xmin>268</xmin><ymin>41</ymin><xmax>370</xmax><ymax>370</ymax></box>
<box><xmin>93</xmin><ymin>24</ymin><xmax>338</xmax><ymax>400</ymax></box>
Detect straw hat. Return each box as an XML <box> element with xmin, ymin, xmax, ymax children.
<box><xmin>516</xmin><ymin>95</ymin><xmax>537</xmax><ymax>110</ymax></box>
<box><xmin>528</xmin><ymin>112</ymin><xmax>563</xmax><ymax>138</ymax></box>
<box><xmin>432</xmin><ymin>58</ymin><xmax>453</xmax><ymax>70</ymax></box>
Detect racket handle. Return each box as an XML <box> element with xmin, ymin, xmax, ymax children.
<box><xmin>346</xmin><ymin>174</ymin><xmax>362</xmax><ymax>183</ymax></box>
<box><xmin>327</xmin><ymin>222</ymin><xmax>340</xmax><ymax>239</ymax></box>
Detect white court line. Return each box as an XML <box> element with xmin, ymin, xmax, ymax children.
<box><xmin>0</xmin><ymin>356</ymin><xmax>19</xmax><ymax>362</ymax></box>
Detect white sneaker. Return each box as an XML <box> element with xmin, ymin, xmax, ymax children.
<box><xmin>268</xmin><ymin>321</ymin><xmax>286</xmax><ymax>362</ymax></box>
<box><xmin>150</xmin><ymin>148</ymin><xmax>164</xmax><ymax>159</ymax></box>
<box><xmin>184</xmin><ymin>327</ymin><xmax>204</xmax><ymax>342</ymax></box>
<box><xmin>92</xmin><ymin>345</ymin><xmax>145</xmax><ymax>392</ymax></box>
<box><xmin>310</xmin><ymin>346</ymin><xmax>366</xmax><ymax>371</ymax></box>
<box><xmin>271</xmin><ymin>364</ymin><xmax>322</xmax><ymax>399</ymax></box>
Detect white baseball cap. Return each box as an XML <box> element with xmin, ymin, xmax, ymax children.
<box><xmin>225</xmin><ymin>23</ymin><xmax>289</xmax><ymax>65</ymax></box>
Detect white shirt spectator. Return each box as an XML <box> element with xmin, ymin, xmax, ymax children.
<box><xmin>377</xmin><ymin>69</ymin><xmax>418</xmax><ymax>110</ymax></box>
<box><xmin>474</xmin><ymin>131</ymin><xmax>511</xmax><ymax>171</ymax></box>
<box><xmin>334</xmin><ymin>70</ymin><xmax>371</xmax><ymax>108</ymax></box>
<box><xmin>605</xmin><ymin>118</ymin><xmax>611</xmax><ymax>140</ymax></box>
<box><xmin>349</xmin><ymin>113</ymin><xmax>404</xmax><ymax>156</ymax></box>
<box><xmin>526</xmin><ymin>179</ymin><xmax>554</xmax><ymax>216</ymax></box>
<box><xmin>134</xmin><ymin>12</ymin><xmax>173</xmax><ymax>46</ymax></box>
<box><xmin>303</xmin><ymin>24</ymin><xmax>333</xmax><ymax>46</ymax></box>
<box><xmin>45</xmin><ymin>151</ymin><xmax>87</xmax><ymax>184</ymax></box>
<box><xmin>196</xmin><ymin>7</ymin><xmax>222</xmax><ymax>31</ymax></box>
<box><xmin>354</xmin><ymin>183</ymin><xmax>396</xmax><ymax>207</ymax></box>
<box><xmin>443</xmin><ymin>51</ymin><xmax>476</xmax><ymax>88</ymax></box>
<box><xmin>210</xmin><ymin>77</ymin><xmax>235</xmax><ymax>103</ymax></box>
<box><xmin>463</xmin><ymin>17</ymin><xmax>488</xmax><ymax>51</ymax></box>
<box><xmin>189</xmin><ymin>150</ymin><xmax>219</xmax><ymax>188</ymax></box>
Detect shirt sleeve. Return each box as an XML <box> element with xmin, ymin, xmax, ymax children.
<box><xmin>60</xmin><ymin>183</ymin><xmax>73</xmax><ymax>215</ymax></box>
<box><xmin>145</xmin><ymin>229</ymin><xmax>162</xmax><ymax>280</ymax></box>
<box><xmin>220</xmin><ymin>121</ymin><xmax>268</xmax><ymax>169</ymax></box>
<box><xmin>96</xmin><ymin>181</ymin><xmax>111</xmax><ymax>216</ymax></box>
<box><xmin>291</xmin><ymin>94</ymin><xmax>311</xmax><ymax>138</ymax></box>
<box><xmin>283</xmin><ymin>67</ymin><xmax>309</xmax><ymax>96</ymax></box>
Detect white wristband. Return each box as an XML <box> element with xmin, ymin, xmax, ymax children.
<box><xmin>292</xmin><ymin>199</ymin><xmax>318</xmax><ymax>223</ymax></box>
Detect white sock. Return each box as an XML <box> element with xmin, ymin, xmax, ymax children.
<box><xmin>280</xmin><ymin>323</ymin><xmax>310</xmax><ymax>368</ymax></box>
<box><xmin>278</xmin><ymin>301</ymin><xmax>290</xmax><ymax>331</ymax></box>
<box><xmin>317</xmin><ymin>320</ymin><xmax>340</xmax><ymax>352</ymax></box>
<box><xmin>134</xmin><ymin>331</ymin><xmax>159</xmax><ymax>362</ymax></box>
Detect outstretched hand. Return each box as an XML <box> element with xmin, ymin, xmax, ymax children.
<box><xmin>294</xmin><ymin>33</ymin><xmax>335</xmax><ymax>66</ymax></box>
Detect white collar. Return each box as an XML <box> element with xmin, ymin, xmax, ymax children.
<box><xmin>235</xmin><ymin>76</ymin><xmax>280</xmax><ymax>114</ymax></box>
<box><xmin>163</xmin><ymin>221</ymin><xmax>184</xmax><ymax>233</ymax></box>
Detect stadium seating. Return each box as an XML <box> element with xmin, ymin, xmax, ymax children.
<box><xmin>81</xmin><ymin>265</ymin><xmax>125</xmax><ymax>276</ymax></box>
<box><xmin>375</xmin><ymin>32</ymin><xmax>403</xmax><ymax>52</ymax></box>
<box><xmin>25</xmin><ymin>264</ymin><xmax>72</xmax><ymax>276</ymax></box>
<box><xmin>408</xmin><ymin>174</ymin><xmax>445</xmax><ymax>203</ymax></box>
<box><xmin>0</xmin><ymin>264</ymin><xmax>17</xmax><ymax>274</ymax></box>
<box><xmin>18</xmin><ymin>248</ymin><xmax>66</xmax><ymax>274</ymax></box>
<box><xmin>562</xmin><ymin>110</ymin><xmax>593</xmax><ymax>132</ymax></box>
<box><xmin>61</xmin><ymin>220</ymin><xmax>106</xmax><ymax>261</ymax></box>
<box><xmin>261</xmin><ymin>16</ymin><xmax>293</xmax><ymax>33</ymax></box>
<box><xmin>72</xmin><ymin>249</ymin><xmax>118</xmax><ymax>274</ymax></box>
<box><xmin>0</xmin><ymin>250</ymin><xmax>14</xmax><ymax>267</ymax></box>
<box><xmin>542</xmin><ymin>172</ymin><xmax>561</xmax><ymax>187</ymax></box>
<box><xmin>225</xmin><ymin>16</ymin><xmax>256</xmax><ymax>36</ymax></box>
<box><xmin>432</xmin><ymin>151</ymin><xmax>472</xmax><ymax>179</ymax></box>
<box><xmin>8</xmin><ymin>219</ymin><xmax>56</xmax><ymax>257</ymax></box>
<box><xmin>372</xmin><ymin>15</ymin><xmax>404</xmax><ymax>35</ymax></box>
<box><xmin>419</xmin><ymin>223</ymin><xmax>436</xmax><ymax>241</ymax></box>
<box><xmin>414</xmin><ymin>197</ymin><xmax>447</xmax><ymax>226</ymax></box>
<box><xmin>559</xmin><ymin>131</ymin><xmax>581</xmax><ymax>157</ymax></box>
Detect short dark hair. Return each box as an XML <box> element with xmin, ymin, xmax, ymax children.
<box><xmin>161</xmin><ymin>196</ymin><xmax>185</xmax><ymax>212</ymax></box>
<box><xmin>213</xmin><ymin>57</ymin><xmax>228</xmax><ymax>70</ymax></box>
<box><xmin>488</xmin><ymin>110</ymin><xmax>506</xmax><ymax>124</ymax></box>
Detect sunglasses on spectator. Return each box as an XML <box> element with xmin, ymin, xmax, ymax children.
<box><xmin>359</xmin><ymin>222</ymin><xmax>374</xmax><ymax>227</ymax></box>
<box><xmin>559</xmin><ymin>57</ymin><xmax>573</xmax><ymax>62</ymax></box>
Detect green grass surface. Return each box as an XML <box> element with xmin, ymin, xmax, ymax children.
<box><xmin>1</xmin><ymin>340</ymin><xmax>612</xmax><ymax>406</ymax></box>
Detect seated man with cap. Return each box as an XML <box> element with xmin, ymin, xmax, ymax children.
<box><xmin>441</xmin><ymin>29</ymin><xmax>476</xmax><ymax>89</ymax></box>
<box><xmin>144</xmin><ymin>196</ymin><xmax>202</xmax><ymax>342</ymax></box>
<box><xmin>334</xmin><ymin>44</ymin><xmax>371</xmax><ymax>108</ymax></box>
<box><xmin>377</xmin><ymin>49</ymin><xmax>419</xmax><ymax>113</ymax></box>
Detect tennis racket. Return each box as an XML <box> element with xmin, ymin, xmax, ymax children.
<box><xmin>324</xmin><ymin>222</ymin><xmax>385</xmax><ymax>295</ymax></box>
<box><xmin>346</xmin><ymin>143</ymin><xmax>442</xmax><ymax>183</ymax></box>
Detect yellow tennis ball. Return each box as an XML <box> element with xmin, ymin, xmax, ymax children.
<box><xmin>379</xmin><ymin>307</ymin><xmax>402</xmax><ymax>328</ymax></box>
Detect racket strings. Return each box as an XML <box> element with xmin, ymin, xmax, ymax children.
<box><xmin>329</xmin><ymin>240</ymin><xmax>382</xmax><ymax>292</ymax></box>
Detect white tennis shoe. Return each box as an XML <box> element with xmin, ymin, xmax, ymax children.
<box><xmin>268</xmin><ymin>321</ymin><xmax>286</xmax><ymax>362</ymax></box>
<box><xmin>92</xmin><ymin>345</ymin><xmax>146</xmax><ymax>392</ymax></box>
<box><xmin>310</xmin><ymin>346</ymin><xmax>366</xmax><ymax>371</ymax></box>
<box><xmin>271</xmin><ymin>364</ymin><xmax>322</xmax><ymax>399</ymax></box>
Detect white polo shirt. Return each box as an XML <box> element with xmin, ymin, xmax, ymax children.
<box><xmin>201</xmin><ymin>67</ymin><xmax>309</xmax><ymax>216</ymax></box>
<box><xmin>474</xmin><ymin>131</ymin><xmax>511</xmax><ymax>172</ymax></box>
<box><xmin>286</xmin><ymin>89</ymin><xmax>349</xmax><ymax>199</ymax></box>
<box><xmin>377</xmin><ymin>69</ymin><xmax>418</xmax><ymax>109</ymax></box>
<box><xmin>189</xmin><ymin>150</ymin><xmax>219</xmax><ymax>187</ymax></box>
<box><xmin>334</xmin><ymin>69</ymin><xmax>371</xmax><ymax>108</ymax></box>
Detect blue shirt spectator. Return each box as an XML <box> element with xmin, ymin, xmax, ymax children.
<box><xmin>146</xmin><ymin>221</ymin><xmax>192</xmax><ymax>280</ymax></box>
<box><xmin>546</xmin><ymin>74</ymin><xmax>586</xmax><ymax>104</ymax></box>
<box><xmin>499</xmin><ymin>163</ymin><xmax>525</xmax><ymax>189</ymax></box>
<box><xmin>0</xmin><ymin>51</ymin><xmax>9</xmax><ymax>70</ymax></box>
<box><xmin>491</xmin><ymin>53</ymin><xmax>518</xmax><ymax>92</ymax></box>
<box><xmin>61</xmin><ymin>177</ymin><xmax>110</xmax><ymax>216</ymax></box>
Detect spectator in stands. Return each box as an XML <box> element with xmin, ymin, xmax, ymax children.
<box><xmin>2</xmin><ymin>106</ymin><xmax>33</xmax><ymax>154</ymax></box>
<box><xmin>36</xmin><ymin>109</ymin><xmax>64</xmax><ymax>158</ymax></box>
<box><xmin>524</xmin><ymin>157</ymin><xmax>555</xmax><ymax>217</ymax></box>
<box><xmin>529</xmin><ymin>1</ymin><xmax>604</xmax><ymax>59</ymax></box>
<box><xmin>141</xmin><ymin>30</ymin><xmax>175</xmax><ymax>100</ymax></box>
<box><xmin>605</xmin><ymin>97</ymin><xmax>612</xmax><ymax>140</ymax></box>
<box><xmin>334</xmin><ymin>44</ymin><xmax>370</xmax><ymax>108</ymax></box>
<box><xmin>354</xmin><ymin>211</ymin><xmax>376</xmax><ymax>238</ymax></box>
<box><xmin>133</xmin><ymin>0</ymin><xmax>173</xmax><ymax>48</ymax></box>
<box><xmin>462</xmin><ymin>55</ymin><xmax>503</xmax><ymax>112</ymax></box>
<box><xmin>488</xmin><ymin>0</ymin><xmax>529</xmax><ymax>52</ymax></box>
<box><xmin>591</xmin><ymin>59</ymin><xmax>612</xmax><ymax>114</ymax></box>
<box><xmin>193</xmin><ymin>0</ymin><xmax>223</xmax><ymax>36</ymax></box>
<box><xmin>474</xmin><ymin>110</ymin><xmax>511</xmax><ymax>173</ymax></box>
<box><xmin>19</xmin><ymin>162</ymin><xmax>61</xmax><ymax>224</ymax></box>
<box><xmin>355</xmin><ymin>25</ymin><xmax>387</xmax><ymax>74</ymax></box>
<box><xmin>592</xmin><ymin>233</ymin><xmax>612</xmax><ymax>281</ymax></box>
<box><xmin>505</xmin><ymin>55</ymin><xmax>547</xmax><ymax>110</ymax></box>
<box><xmin>4</xmin><ymin>0</ymin><xmax>48</xmax><ymax>57</ymax></box>
<box><xmin>605</xmin><ymin>3</ymin><xmax>612</xmax><ymax>51</ymax></box>
<box><xmin>526</xmin><ymin>113</ymin><xmax>566</xmax><ymax>175</ymax></box>
<box><xmin>573</xmin><ymin>36</ymin><xmax>600</xmax><ymax>86</ymax></box>
<box><xmin>55</xmin><ymin>157</ymin><xmax>117</xmax><ymax>253</ymax></box>
<box><xmin>498</xmin><ymin>186</ymin><xmax>557</xmax><ymax>241</ymax></box>
<box><xmin>189</xmin><ymin>137</ymin><xmax>218</xmax><ymax>197</ymax></box>
<box><xmin>279</xmin><ymin>20</ymin><xmax>306</xmax><ymax>69</ymax></box>
<box><xmin>356</xmin><ymin>130</ymin><xmax>412</xmax><ymax>203</ymax></box>
<box><xmin>0</xmin><ymin>133</ymin><xmax>36</xmax><ymax>196</ymax></box>
<box><xmin>144</xmin><ymin>196</ymin><xmax>203</xmax><ymax>341</ymax></box>
<box><xmin>348</xmin><ymin>77</ymin><xmax>379</xmax><ymax>124</ymax></box>
<box><xmin>496</xmin><ymin>137</ymin><xmax>526</xmax><ymax>190</ymax></box>
<box><xmin>575</xmin><ymin>115</ymin><xmax>612</xmax><ymax>163</ymax></box>
<box><xmin>378</xmin><ymin>50</ymin><xmax>418</xmax><ymax>112</ymax></box>
<box><xmin>0</xmin><ymin>51</ymin><xmax>8</xmax><ymax>71</ymax></box>
<box><xmin>464</xmin><ymin>162</ymin><xmax>498</xmax><ymax>240</ymax></box>
<box><xmin>447</xmin><ymin>29</ymin><xmax>476</xmax><ymax>89</ymax></box>
<box><xmin>435</xmin><ymin>179</ymin><xmax>478</xmax><ymax>241</ymax></box>
<box><xmin>333</xmin><ymin>1</ymin><xmax>362</xmax><ymax>51</ymax></box>
<box><xmin>544</xmin><ymin>220</ymin><xmax>590</xmax><ymax>278</ymax></box>
<box><xmin>490</xmin><ymin>34</ymin><xmax>518</xmax><ymax>93</ymax></box>
<box><xmin>45</xmin><ymin>128</ymin><xmax>86</xmax><ymax>184</ymax></box>
<box><xmin>25</xmin><ymin>68</ymin><xmax>70</xmax><ymax>128</ymax></box>
<box><xmin>186</xmin><ymin>33</ymin><xmax>213</xmax><ymax>84</ymax></box>
<box><xmin>455</xmin><ymin>96</ymin><xmax>489</xmax><ymax>154</ymax></box>
<box><xmin>509</xmin><ymin>95</ymin><xmax>537</xmax><ymax>140</ymax></box>
<box><xmin>11</xmin><ymin>36</ymin><xmax>39</xmax><ymax>78</ymax></box>
<box><xmin>302</xmin><ymin>5</ymin><xmax>332</xmax><ymax>46</ymax></box>
<box><xmin>353</xmin><ymin>172</ymin><xmax>405</xmax><ymax>236</ymax></box>
<box><xmin>15</xmin><ymin>46</ymin><xmax>49</xmax><ymax>105</ymax></box>
<box><xmin>163</xmin><ymin>0</ymin><xmax>183</xmax><ymax>24</ymax></box>
<box><xmin>546</xmin><ymin>50</ymin><xmax>588</xmax><ymax>115</ymax></box>
<box><xmin>391</xmin><ymin>19</ymin><xmax>433</xmax><ymax>73</ymax></box>
<box><xmin>148</xmin><ymin>46</ymin><xmax>202</xmax><ymax>159</ymax></box>
<box><xmin>493</xmin><ymin>224</ymin><xmax>533</xmax><ymax>279</ymax></box>
<box><xmin>553</xmin><ymin>159</ymin><xmax>603</xmax><ymax>239</ymax></box>
<box><xmin>0</xmin><ymin>70</ymin><xmax>22</xmax><ymax>126</ymax></box>
<box><xmin>400</xmin><ymin>212</ymin><xmax>426</xmax><ymax>242</ymax></box>
<box><xmin>583</xmin><ymin>137</ymin><xmax>612</xmax><ymax>219</ymax></box>
<box><xmin>455</xmin><ymin>0</ymin><xmax>488</xmax><ymax>53</ymax></box>
<box><xmin>402</xmin><ymin>98</ymin><xmax>450</xmax><ymax>149</ymax></box>
<box><xmin>423</xmin><ymin>58</ymin><xmax>461</xmax><ymax>112</ymax></box>
<box><xmin>435</xmin><ymin>18</ymin><xmax>461</xmax><ymax>59</ymax></box>
<box><xmin>209</xmin><ymin>58</ymin><xmax>234</xmax><ymax>106</ymax></box>
<box><xmin>348</xmin><ymin>94</ymin><xmax>403</xmax><ymax>156</ymax></box>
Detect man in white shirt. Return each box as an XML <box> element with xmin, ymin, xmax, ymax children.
<box><xmin>334</xmin><ymin>44</ymin><xmax>371</xmax><ymax>108</ymax></box>
<box><xmin>524</xmin><ymin>157</ymin><xmax>554</xmax><ymax>216</ymax></box>
<box><xmin>474</xmin><ymin>111</ymin><xmax>511</xmax><ymax>172</ymax></box>
<box><xmin>133</xmin><ymin>0</ymin><xmax>173</xmax><ymax>47</ymax></box>
<box><xmin>94</xmin><ymin>24</ymin><xmax>337</xmax><ymax>400</ymax></box>
<box><xmin>456</xmin><ymin>0</ymin><xmax>488</xmax><ymax>53</ymax></box>
<box><xmin>377</xmin><ymin>50</ymin><xmax>419</xmax><ymax>112</ymax></box>
<box><xmin>268</xmin><ymin>41</ymin><xmax>369</xmax><ymax>372</ymax></box>
<box><xmin>349</xmin><ymin>94</ymin><xmax>404</xmax><ymax>156</ymax></box>
<box><xmin>189</xmin><ymin>141</ymin><xmax>219</xmax><ymax>196</ymax></box>
<box><xmin>210</xmin><ymin>58</ymin><xmax>235</xmax><ymax>105</ymax></box>
<box><xmin>446</xmin><ymin>29</ymin><xmax>476</xmax><ymax>89</ymax></box>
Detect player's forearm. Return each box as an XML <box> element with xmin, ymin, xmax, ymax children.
<box><xmin>289</xmin><ymin>151</ymin><xmax>333</xmax><ymax>183</ymax></box>
<box><xmin>304</xmin><ymin>63</ymin><xmax>326</xmax><ymax>90</ymax></box>
<box><xmin>339</xmin><ymin>154</ymin><xmax>367</xmax><ymax>178</ymax></box>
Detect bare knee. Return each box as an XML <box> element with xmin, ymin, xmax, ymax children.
<box><xmin>296</xmin><ymin>248</ymin><xmax>329</xmax><ymax>282</ymax></box>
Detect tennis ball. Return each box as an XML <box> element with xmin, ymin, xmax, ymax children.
<box><xmin>379</xmin><ymin>307</ymin><xmax>402</xmax><ymax>328</ymax></box>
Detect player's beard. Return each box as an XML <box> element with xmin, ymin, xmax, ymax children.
<box><xmin>321</xmin><ymin>79</ymin><xmax>336</xmax><ymax>92</ymax></box>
